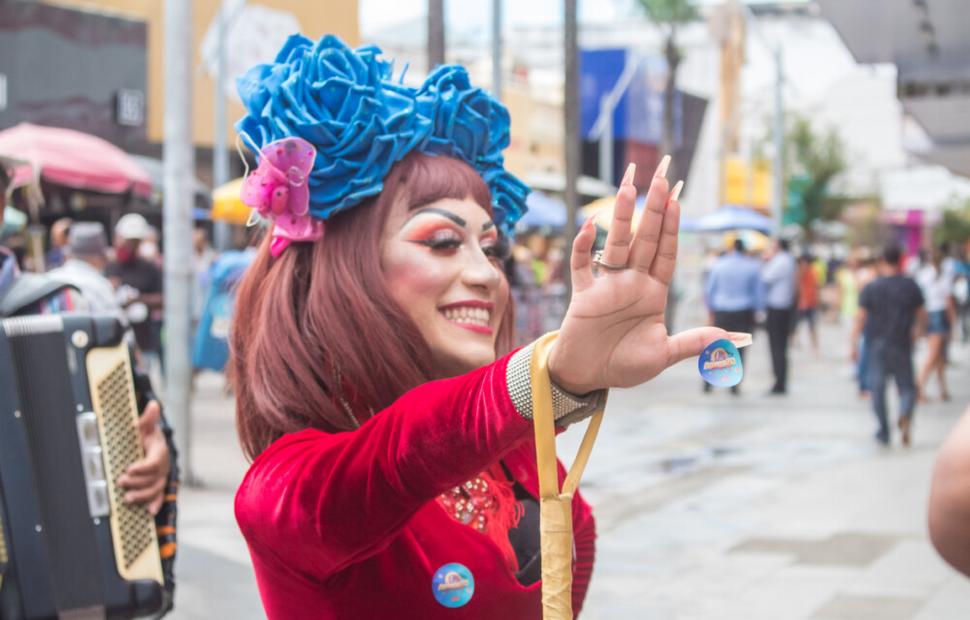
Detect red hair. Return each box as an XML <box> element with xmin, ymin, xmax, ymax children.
<box><xmin>230</xmin><ymin>153</ymin><xmax>515</xmax><ymax>460</ymax></box>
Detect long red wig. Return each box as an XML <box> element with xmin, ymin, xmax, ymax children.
<box><xmin>230</xmin><ymin>153</ymin><xmax>516</xmax><ymax>460</ymax></box>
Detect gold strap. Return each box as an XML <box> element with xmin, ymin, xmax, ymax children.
<box><xmin>529</xmin><ymin>331</ymin><xmax>607</xmax><ymax>619</ymax></box>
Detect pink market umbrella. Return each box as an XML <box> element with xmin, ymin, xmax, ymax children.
<box><xmin>0</xmin><ymin>155</ymin><xmax>30</xmax><ymax>190</ymax></box>
<box><xmin>0</xmin><ymin>123</ymin><xmax>152</xmax><ymax>198</ymax></box>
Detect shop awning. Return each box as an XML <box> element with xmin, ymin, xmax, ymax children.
<box><xmin>0</xmin><ymin>123</ymin><xmax>153</xmax><ymax>197</ymax></box>
<box><xmin>819</xmin><ymin>0</ymin><xmax>970</xmax><ymax>176</ymax></box>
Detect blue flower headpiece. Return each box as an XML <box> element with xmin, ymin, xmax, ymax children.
<box><xmin>236</xmin><ymin>34</ymin><xmax>529</xmax><ymax>238</ymax></box>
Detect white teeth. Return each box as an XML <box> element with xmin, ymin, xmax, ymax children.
<box><xmin>442</xmin><ymin>306</ymin><xmax>491</xmax><ymax>327</ymax></box>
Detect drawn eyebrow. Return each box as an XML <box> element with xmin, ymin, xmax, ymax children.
<box><xmin>406</xmin><ymin>207</ymin><xmax>467</xmax><ymax>228</ymax></box>
<box><xmin>482</xmin><ymin>221</ymin><xmax>495</xmax><ymax>232</ymax></box>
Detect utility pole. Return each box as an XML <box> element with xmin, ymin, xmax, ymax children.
<box><xmin>163</xmin><ymin>0</ymin><xmax>195</xmax><ymax>483</ymax></box>
<box><xmin>491</xmin><ymin>0</ymin><xmax>502</xmax><ymax>100</ymax></box>
<box><xmin>772</xmin><ymin>45</ymin><xmax>785</xmax><ymax>231</ymax></box>
<box><xmin>563</xmin><ymin>0</ymin><xmax>579</xmax><ymax>299</ymax></box>
<box><xmin>213</xmin><ymin>0</ymin><xmax>231</xmax><ymax>251</ymax></box>
<box><xmin>428</xmin><ymin>0</ymin><xmax>445</xmax><ymax>69</ymax></box>
<box><xmin>736</xmin><ymin>1</ymin><xmax>786</xmax><ymax>232</ymax></box>
<box><xmin>662</xmin><ymin>28</ymin><xmax>680</xmax><ymax>183</ymax></box>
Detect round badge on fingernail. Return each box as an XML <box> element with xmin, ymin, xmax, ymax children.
<box><xmin>699</xmin><ymin>339</ymin><xmax>743</xmax><ymax>387</ymax></box>
<box><xmin>432</xmin><ymin>563</ymin><xmax>474</xmax><ymax>608</ymax></box>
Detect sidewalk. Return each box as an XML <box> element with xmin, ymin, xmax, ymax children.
<box><xmin>171</xmin><ymin>321</ymin><xmax>970</xmax><ymax>619</ymax></box>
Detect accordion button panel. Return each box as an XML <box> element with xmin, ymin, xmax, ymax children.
<box><xmin>75</xmin><ymin>411</ymin><xmax>110</xmax><ymax>519</ymax></box>
<box><xmin>86</xmin><ymin>481</ymin><xmax>111</xmax><ymax>518</ymax></box>
<box><xmin>78</xmin><ymin>412</ymin><xmax>100</xmax><ymax>444</ymax></box>
<box><xmin>83</xmin><ymin>447</ymin><xmax>105</xmax><ymax>480</ymax></box>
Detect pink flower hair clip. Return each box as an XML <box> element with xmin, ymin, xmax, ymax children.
<box><xmin>240</xmin><ymin>136</ymin><xmax>323</xmax><ymax>257</ymax></box>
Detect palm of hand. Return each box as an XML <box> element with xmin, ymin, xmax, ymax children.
<box><xmin>548</xmin><ymin>162</ymin><xmax>726</xmax><ymax>395</ymax></box>
<box><xmin>561</xmin><ymin>271</ymin><xmax>671</xmax><ymax>389</ymax></box>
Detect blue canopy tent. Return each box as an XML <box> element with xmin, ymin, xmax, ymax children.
<box><xmin>517</xmin><ymin>191</ymin><xmax>595</xmax><ymax>232</ymax></box>
<box><xmin>518</xmin><ymin>191</ymin><xmax>567</xmax><ymax>230</ymax></box>
<box><xmin>681</xmin><ymin>205</ymin><xmax>774</xmax><ymax>234</ymax></box>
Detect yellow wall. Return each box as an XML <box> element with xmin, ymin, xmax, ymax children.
<box><xmin>724</xmin><ymin>157</ymin><xmax>772</xmax><ymax>210</ymax></box>
<box><xmin>503</xmin><ymin>82</ymin><xmax>563</xmax><ymax>180</ymax></box>
<box><xmin>42</xmin><ymin>1</ymin><xmax>359</xmax><ymax>146</ymax></box>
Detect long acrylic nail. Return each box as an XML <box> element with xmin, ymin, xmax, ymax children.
<box><xmin>670</xmin><ymin>180</ymin><xmax>684</xmax><ymax>202</ymax></box>
<box><xmin>621</xmin><ymin>162</ymin><xmax>636</xmax><ymax>186</ymax></box>
<box><xmin>654</xmin><ymin>154</ymin><xmax>671</xmax><ymax>179</ymax></box>
<box><xmin>727</xmin><ymin>332</ymin><xmax>753</xmax><ymax>348</ymax></box>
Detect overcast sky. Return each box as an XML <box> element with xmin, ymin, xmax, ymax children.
<box><xmin>359</xmin><ymin>0</ymin><xmax>810</xmax><ymax>36</ymax></box>
<box><xmin>360</xmin><ymin>0</ymin><xmax>626</xmax><ymax>35</ymax></box>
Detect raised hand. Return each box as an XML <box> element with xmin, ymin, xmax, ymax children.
<box><xmin>548</xmin><ymin>156</ymin><xmax>729</xmax><ymax>394</ymax></box>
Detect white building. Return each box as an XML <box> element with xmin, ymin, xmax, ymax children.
<box><xmin>360</xmin><ymin>0</ymin><xmax>970</xmax><ymax>218</ymax></box>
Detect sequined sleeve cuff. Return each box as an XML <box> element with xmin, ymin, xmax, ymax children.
<box><xmin>505</xmin><ymin>341</ymin><xmax>607</xmax><ymax>428</ymax></box>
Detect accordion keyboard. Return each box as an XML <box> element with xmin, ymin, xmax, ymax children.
<box><xmin>87</xmin><ymin>343</ymin><xmax>163</xmax><ymax>584</ymax></box>
<box><xmin>95</xmin><ymin>361</ymin><xmax>155</xmax><ymax>572</ymax></box>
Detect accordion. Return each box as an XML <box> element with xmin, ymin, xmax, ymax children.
<box><xmin>0</xmin><ymin>315</ymin><xmax>163</xmax><ymax>619</ymax></box>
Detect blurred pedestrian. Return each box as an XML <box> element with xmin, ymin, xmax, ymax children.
<box><xmin>837</xmin><ymin>254</ymin><xmax>860</xmax><ymax>324</ymax></box>
<box><xmin>704</xmin><ymin>238</ymin><xmax>763</xmax><ymax>394</ymax></box>
<box><xmin>821</xmin><ymin>251</ymin><xmax>843</xmax><ymax>323</ymax></box>
<box><xmin>44</xmin><ymin>216</ymin><xmax>72</xmax><ymax>269</ymax></box>
<box><xmin>509</xmin><ymin>244</ymin><xmax>541</xmax><ymax>343</ymax></box>
<box><xmin>48</xmin><ymin>221</ymin><xmax>122</xmax><ymax>320</ymax></box>
<box><xmin>854</xmin><ymin>256</ymin><xmax>879</xmax><ymax>397</ymax></box>
<box><xmin>192</xmin><ymin>226</ymin><xmax>216</xmax><ymax>331</ymax></box>
<box><xmin>192</xmin><ymin>247</ymin><xmax>255</xmax><ymax>373</ymax></box>
<box><xmin>851</xmin><ymin>244</ymin><xmax>926</xmax><ymax>446</ymax></box>
<box><xmin>106</xmin><ymin>213</ymin><xmax>164</xmax><ymax>375</ymax></box>
<box><xmin>762</xmin><ymin>238</ymin><xmax>797</xmax><ymax>395</ymax></box>
<box><xmin>916</xmin><ymin>246</ymin><xmax>956</xmax><ymax>402</ymax></box>
<box><xmin>940</xmin><ymin>242</ymin><xmax>958</xmax><ymax>281</ymax></box>
<box><xmin>955</xmin><ymin>247</ymin><xmax>970</xmax><ymax>343</ymax></box>
<box><xmin>795</xmin><ymin>254</ymin><xmax>820</xmax><ymax>353</ymax></box>
<box><xmin>139</xmin><ymin>225</ymin><xmax>163</xmax><ymax>267</ymax></box>
<box><xmin>905</xmin><ymin>249</ymin><xmax>926</xmax><ymax>278</ymax></box>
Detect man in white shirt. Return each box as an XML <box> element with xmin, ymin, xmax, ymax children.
<box><xmin>49</xmin><ymin>221</ymin><xmax>125</xmax><ymax>323</ymax></box>
<box><xmin>762</xmin><ymin>239</ymin><xmax>797</xmax><ymax>395</ymax></box>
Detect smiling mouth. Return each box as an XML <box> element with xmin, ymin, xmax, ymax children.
<box><xmin>440</xmin><ymin>306</ymin><xmax>493</xmax><ymax>334</ymax></box>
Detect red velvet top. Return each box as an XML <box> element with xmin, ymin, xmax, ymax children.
<box><xmin>235</xmin><ymin>351</ymin><xmax>596</xmax><ymax>619</ymax></box>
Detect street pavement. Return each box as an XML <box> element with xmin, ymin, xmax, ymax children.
<box><xmin>170</xmin><ymin>320</ymin><xmax>970</xmax><ymax>619</ymax></box>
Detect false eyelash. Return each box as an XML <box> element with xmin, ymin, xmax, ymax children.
<box><xmin>484</xmin><ymin>236</ymin><xmax>511</xmax><ymax>261</ymax></box>
<box><xmin>415</xmin><ymin>238</ymin><xmax>462</xmax><ymax>251</ymax></box>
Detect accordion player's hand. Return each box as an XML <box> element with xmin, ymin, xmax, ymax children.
<box><xmin>117</xmin><ymin>400</ymin><xmax>171</xmax><ymax>516</ymax></box>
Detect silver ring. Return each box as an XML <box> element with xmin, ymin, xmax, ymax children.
<box><xmin>592</xmin><ymin>250</ymin><xmax>627</xmax><ymax>271</ymax></box>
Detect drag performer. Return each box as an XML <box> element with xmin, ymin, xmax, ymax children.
<box><xmin>230</xmin><ymin>34</ymin><xmax>726</xmax><ymax>619</ymax></box>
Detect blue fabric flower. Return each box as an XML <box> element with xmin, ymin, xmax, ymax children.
<box><xmin>236</xmin><ymin>34</ymin><xmax>529</xmax><ymax>232</ymax></box>
<box><xmin>417</xmin><ymin>65</ymin><xmax>508</xmax><ymax>166</ymax></box>
<box><xmin>237</xmin><ymin>35</ymin><xmax>431</xmax><ymax>219</ymax></box>
<box><xmin>414</xmin><ymin>66</ymin><xmax>530</xmax><ymax>233</ymax></box>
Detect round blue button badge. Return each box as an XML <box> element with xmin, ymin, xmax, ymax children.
<box><xmin>699</xmin><ymin>339</ymin><xmax>744</xmax><ymax>388</ymax></box>
<box><xmin>432</xmin><ymin>563</ymin><xmax>475</xmax><ymax>608</ymax></box>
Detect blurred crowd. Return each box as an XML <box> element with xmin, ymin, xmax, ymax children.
<box><xmin>507</xmin><ymin>233</ymin><xmax>570</xmax><ymax>344</ymax></box>
<box><xmin>701</xmin><ymin>234</ymin><xmax>969</xmax><ymax>442</ymax></box>
<box><xmin>5</xmin><ymin>188</ymin><xmax>970</xmax><ymax>401</ymax></box>
<box><xmin>1</xmin><ymin>207</ymin><xmax>218</xmax><ymax>380</ymax></box>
